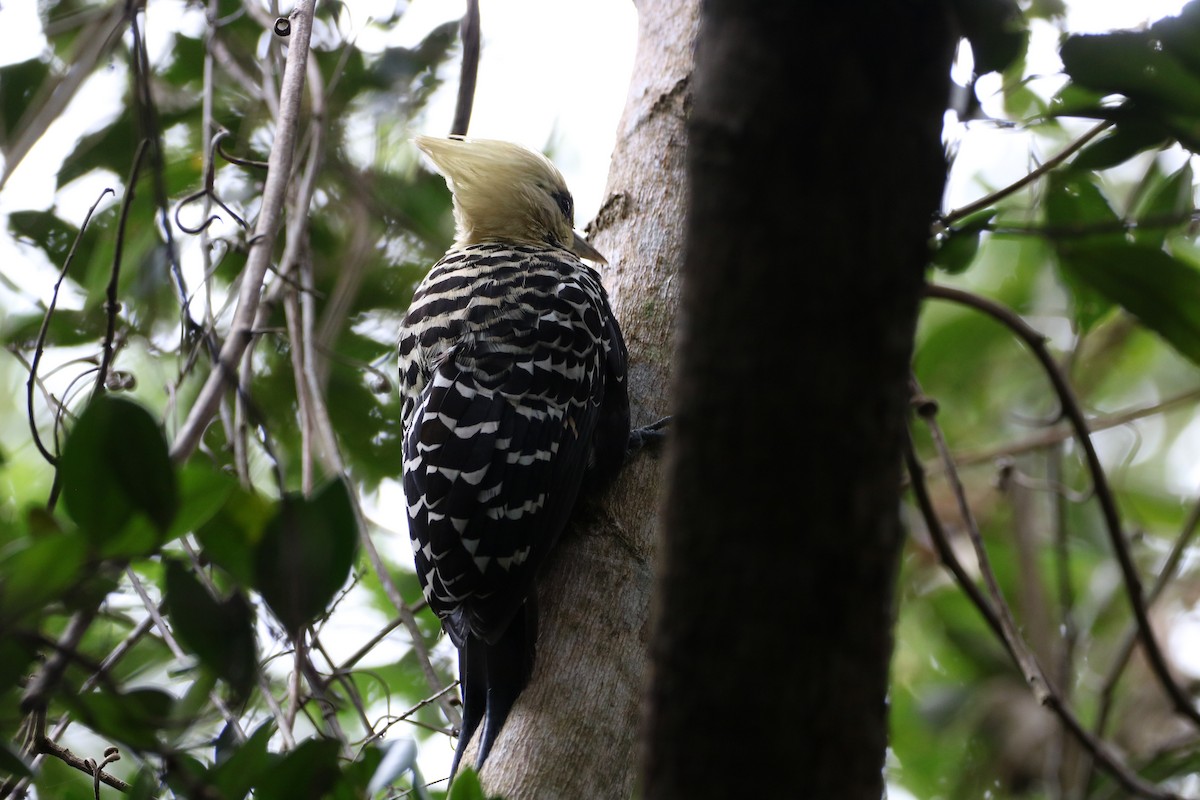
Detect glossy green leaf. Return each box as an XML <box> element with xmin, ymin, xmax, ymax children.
<box><xmin>60</xmin><ymin>395</ymin><xmax>178</xmax><ymax>549</ymax></box>
<box><xmin>253</xmin><ymin>481</ymin><xmax>358</xmax><ymax>635</ymax></box>
<box><xmin>163</xmin><ymin>559</ymin><xmax>257</xmax><ymax>697</ymax></box>
<box><xmin>932</xmin><ymin>209</ymin><xmax>996</xmax><ymax>274</ymax></box>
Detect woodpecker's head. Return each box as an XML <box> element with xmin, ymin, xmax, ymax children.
<box><xmin>415</xmin><ymin>135</ymin><xmax>605</xmax><ymax>263</ymax></box>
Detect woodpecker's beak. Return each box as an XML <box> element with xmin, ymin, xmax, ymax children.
<box><xmin>570</xmin><ymin>231</ymin><xmax>608</xmax><ymax>265</ymax></box>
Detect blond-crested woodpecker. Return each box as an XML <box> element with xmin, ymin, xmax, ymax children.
<box><xmin>398</xmin><ymin>136</ymin><xmax>630</xmax><ymax>775</ymax></box>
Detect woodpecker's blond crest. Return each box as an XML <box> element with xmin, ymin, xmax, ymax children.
<box><xmin>414</xmin><ymin>135</ymin><xmax>605</xmax><ymax>262</ymax></box>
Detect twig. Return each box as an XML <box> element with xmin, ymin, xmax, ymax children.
<box><xmin>37</xmin><ymin>738</ymin><xmax>130</xmax><ymax>794</ymax></box>
<box><xmin>925</xmin><ymin>283</ymin><xmax>1200</xmax><ymax>732</ymax></box>
<box><xmin>26</xmin><ymin>187</ymin><xmax>114</xmax><ymax>465</ymax></box>
<box><xmin>942</xmin><ymin>120</ymin><xmax>1112</xmax><ymax>226</ymax></box>
<box><xmin>20</xmin><ymin>606</ymin><xmax>100</xmax><ymax>713</ymax></box>
<box><xmin>93</xmin><ymin>139</ymin><xmax>149</xmax><ymax>400</ymax></box>
<box><xmin>1085</xmin><ymin>493</ymin><xmax>1200</xmax><ymax>790</ymax></box>
<box><xmin>939</xmin><ymin>386</ymin><xmax>1200</xmax><ymax>473</ymax></box>
<box><xmin>450</xmin><ymin>0</ymin><xmax>480</xmax><ymax>137</ymax></box>
<box><xmin>169</xmin><ymin>0</ymin><xmax>317</xmax><ymax>464</ymax></box>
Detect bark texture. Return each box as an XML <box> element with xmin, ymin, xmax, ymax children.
<box><xmin>643</xmin><ymin>4</ymin><xmax>954</xmax><ymax>799</ymax></box>
<box><xmin>477</xmin><ymin>1</ymin><xmax>695</xmax><ymax>796</ymax></box>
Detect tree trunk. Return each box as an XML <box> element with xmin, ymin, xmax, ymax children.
<box><xmin>477</xmin><ymin>1</ymin><xmax>696</xmax><ymax>797</ymax></box>
<box><xmin>643</xmin><ymin>5</ymin><xmax>954</xmax><ymax>799</ymax></box>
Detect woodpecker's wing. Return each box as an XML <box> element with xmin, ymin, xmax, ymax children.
<box><xmin>400</xmin><ymin>244</ymin><xmax>621</xmax><ymax>646</ymax></box>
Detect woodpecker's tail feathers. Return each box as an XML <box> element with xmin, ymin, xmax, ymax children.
<box><xmin>448</xmin><ymin>600</ymin><xmax>537</xmax><ymax>779</ymax></box>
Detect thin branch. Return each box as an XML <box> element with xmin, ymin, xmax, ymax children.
<box><xmin>93</xmin><ymin>139</ymin><xmax>149</xmax><ymax>400</ymax></box>
<box><xmin>941</xmin><ymin>385</ymin><xmax>1200</xmax><ymax>473</ymax></box>
<box><xmin>169</xmin><ymin>0</ymin><xmax>317</xmax><ymax>464</ymax></box>
<box><xmin>925</xmin><ymin>283</ymin><xmax>1200</xmax><ymax>732</ymax></box>
<box><xmin>26</xmin><ymin>187</ymin><xmax>114</xmax><ymax>465</ymax></box>
<box><xmin>36</xmin><ymin>738</ymin><xmax>130</xmax><ymax>794</ymax></box>
<box><xmin>450</xmin><ymin>0</ymin><xmax>480</xmax><ymax>137</ymax></box>
<box><xmin>942</xmin><ymin>120</ymin><xmax>1112</xmax><ymax>226</ymax></box>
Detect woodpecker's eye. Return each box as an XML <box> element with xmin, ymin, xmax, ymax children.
<box><xmin>552</xmin><ymin>190</ymin><xmax>574</xmax><ymax>224</ymax></box>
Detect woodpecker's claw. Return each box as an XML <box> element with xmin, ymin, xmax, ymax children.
<box><xmin>627</xmin><ymin>415</ymin><xmax>672</xmax><ymax>454</ymax></box>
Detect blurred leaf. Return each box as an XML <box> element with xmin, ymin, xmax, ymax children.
<box><xmin>933</xmin><ymin>209</ymin><xmax>996</xmax><ymax>274</ymax></box>
<box><xmin>449</xmin><ymin>768</ymin><xmax>498</xmax><ymax>800</ymax></box>
<box><xmin>1061</xmin><ymin>31</ymin><xmax>1200</xmax><ymax>114</ymax></box>
<box><xmin>8</xmin><ymin>210</ymin><xmax>79</xmax><ymax>265</ymax></box>
<box><xmin>0</xmin><ymin>740</ymin><xmax>32</xmax><ymax>779</ymax></box>
<box><xmin>949</xmin><ymin>0</ymin><xmax>1027</xmax><ymax>75</ymax></box>
<box><xmin>60</xmin><ymin>395</ymin><xmax>178</xmax><ymax>550</ymax></box>
<box><xmin>1057</xmin><ymin>241</ymin><xmax>1200</xmax><ymax>366</ymax></box>
<box><xmin>253</xmin><ymin>480</ymin><xmax>358</xmax><ymax>635</ymax></box>
<box><xmin>1</xmin><ymin>308</ymin><xmax>108</xmax><ymax>349</ymax></box>
<box><xmin>254</xmin><ymin>739</ymin><xmax>341</xmax><ymax>800</ymax></box>
<box><xmin>0</xmin><ymin>58</ymin><xmax>52</xmax><ymax>146</ymax></box>
<box><xmin>1131</xmin><ymin>160</ymin><xmax>1194</xmax><ymax>247</ymax></box>
<box><xmin>64</xmin><ymin>687</ymin><xmax>174</xmax><ymax>751</ymax></box>
<box><xmin>163</xmin><ymin>559</ymin><xmax>257</xmax><ymax>697</ymax></box>
<box><xmin>1045</xmin><ymin>172</ymin><xmax>1120</xmax><ymax>330</ymax></box>
<box><xmin>211</xmin><ymin>720</ymin><xmax>275</xmax><ymax>798</ymax></box>
<box><xmin>169</xmin><ymin>461</ymin><xmax>238</xmax><ymax>541</ymax></box>
<box><xmin>0</xmin><ymin>530</ymin><xmax>88</xmax><ymax>623</ymax></box>
<box><xmin>195</xmin><ymin>484</ymin><xmax>274</xmax><ymax>588</ymax></box>
<box><xmin>1070</xmin><ymin>120</ymin><xmax>1169</xmax><ymax>172</ymax></box>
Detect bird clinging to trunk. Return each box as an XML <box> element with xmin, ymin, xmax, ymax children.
<box><xmin>398</xmin><ymin>136</ymin><xmax>630</xmax><ymax>777</ymax></box>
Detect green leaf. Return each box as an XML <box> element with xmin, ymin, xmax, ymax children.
<box><xmin>253</xmin><ymin>481</ymin><xmax>358</xmax><ymax>635</ymax></box>
<box><xmin>64</xmin><ymin>687</ymin><xmax>175</xmax><ymax>751</ymax></box>
<box><xmin>0</xmin><ymin>741</ymin><xmax>32</xmax><ymax>779</ymax></box>
<box><xmin>1070</xmin><ymin>121</ymin><xmax>1168</xmax><ymax>172</ymax></box>
<box><xmin>8</xmin><ymin>210</ymin><xmax>79</xmax><ymax>265</ymax></box>
<box><xmin>253</xmin><ymin>739</ymin><xmax>341</xmax><ymax>800</ymax></box>
<box><xmin>1056</xmin><ymin>242</ymin><xmax>1200</xmax><ymax>366</ymax></box>
<box><xmin>1131</xmin><ymin>160</ymin><xmax>1194</xmax><ymax>247</ymax></box>
<box><xmin>211</xmin><ymin>720</ymin><xmax>276</xmax><ymax>799</ymax></box>
<box><xmin>163</xmin><ymin>559</ymin><xmax>258</xmax><ymax>697</ymax></box>
<box><xmin>60</xmin><ymin>395</ymin><xmax>178</xmax><ymax>550</ymax></box>
<box><xmin>932</xmin><ymin>209</ymin><xmax>996</xmax><ymax>274</ymax></box>
<box><xmin>1061</xmin><ymin>31</ymin><xmax>1200</xmax><ymax>115</ymax></box>
<box><xmin>0</xmin><ymin>58</ymin><xmax>52</xmax><ymax>145</ymax></box>
<box><xmin>195</xmin><ymin>484</ymin><xmax>274</xmax><ymax>588</ymax></box>
<box><xmin>1045</xmin><ymin>172</ymin><xmax>1120</xmax><ymax>331</ymax></box>
<box><xmin>168</xmin><ymin>461</ymin><xmax>238</xmax><ymax>541</ymax></box>
<box><xmin>449</xmin><ymin>768</ymin><xmax>493</xmax><ymax>800</ymax></box>
<box><xmin>0</xmin><ymin>530</ymin><xmax>88</xmax><ymax>623</ymax></box>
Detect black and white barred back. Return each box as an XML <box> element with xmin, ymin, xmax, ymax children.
<box><xmin>398</xmin><ymin>241</ymin><xmax>630</xmax><ymax>649</ymax></box>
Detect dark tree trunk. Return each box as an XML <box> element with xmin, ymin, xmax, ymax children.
<box><xmin>644</xmin><ymin>5</ymin><xmax>955</xmax><ymax>799</ymax></box>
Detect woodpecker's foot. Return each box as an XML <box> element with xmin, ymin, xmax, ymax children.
<box><xmin>627</xmin><ymin>416</ymin><xmax>672</xmax><ymax>454</ymax></box>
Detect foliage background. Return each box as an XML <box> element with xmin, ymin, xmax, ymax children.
<box><xmin>7</xmin><ymin>0</ymin><xmax>1200</xmax><ymax>799</ymax></box>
